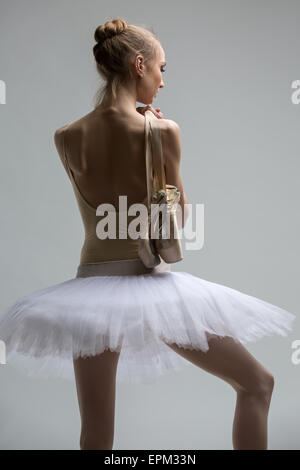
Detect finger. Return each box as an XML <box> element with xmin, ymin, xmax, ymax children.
<box><xmin>148</xmin><ymin>107</ymin><xmax>161</xmax><ymax>118</ymax></box>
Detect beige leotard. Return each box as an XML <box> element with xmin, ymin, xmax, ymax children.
<box><xmin>57</xmin><ymin>110</ymin><xmax>170</xmax><ymax>276</ymax></box>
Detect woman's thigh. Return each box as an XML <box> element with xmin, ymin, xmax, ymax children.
<box><xmin>73</xmin><ymin>349</ymin><xmax>121</xmax><ymax>437</ymax></box>
<box><xmin>162</xmin><ymin>334</ymin><xmax>274</xmax><ymax>394</ymax></box>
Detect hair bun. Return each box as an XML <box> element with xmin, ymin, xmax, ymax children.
<box><xmin>94</xmin><ymin>18</ymin><xmax>128</xmax><ymax>45</ymax></box>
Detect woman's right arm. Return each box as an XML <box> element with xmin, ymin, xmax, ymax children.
<box><xmin>161</xmin><ymin>119</ymin><xmax>190</xmax><ymax>229</ymax></box>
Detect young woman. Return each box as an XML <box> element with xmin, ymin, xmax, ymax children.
<box><xmin>0</xmin><ymin>18</ymin><xmax>296</xmax><ymax>450</ymax></box>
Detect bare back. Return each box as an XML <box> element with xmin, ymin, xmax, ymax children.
<box><xmin>56</xmin><ymin>108</ymin><xmax>152</xmax><ymax>210</ymax></box>
<box><xmin>54</xmin><ymin>107</ymin><xmax>187</xmax><ymax>264</ymax></box>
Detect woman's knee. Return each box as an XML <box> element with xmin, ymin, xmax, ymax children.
<box><xmin>239</xmin><ymin>371</ymin><xmax>275</xmax><ymax>401</ymax></box>
<box><xmin>163</xmin><ymin>335</ymin><xmax>275</xmax><ymax>402</ymax></box>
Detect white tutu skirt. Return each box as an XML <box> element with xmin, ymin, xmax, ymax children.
<box><xmin>0</xmin><ymin>258</ymin><xmax>296</xmax><ymax>385</ymax></box>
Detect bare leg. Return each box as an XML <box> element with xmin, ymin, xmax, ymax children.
<box><xmin>73</xmin><ymin>348</ymin><xmax>121</xmax><ymax>450</ymax></box>
<box><xmin>163</xmin><ymin>334</ymin><xmax>275</xmax><ymax>450</ymax></box>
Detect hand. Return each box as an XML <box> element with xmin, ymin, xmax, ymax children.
<box><xmin>136</xmin><ymin>105</ymin><xmax>164</xmax><ymax>119</ymax></box>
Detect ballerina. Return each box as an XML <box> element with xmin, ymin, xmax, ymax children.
<box><xmin>0</xmin><ymin>17</ymin><xmax>296</xmax><ymax>450</ymax></box>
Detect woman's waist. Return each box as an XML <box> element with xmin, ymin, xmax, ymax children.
<box><xmin>79</xmin><ymin>236</ymin><xmax>140</xmax><ymax>264</ymax></box>
<box><xmin>76</xmin><ymin>257</ymin><xmax>171</xmax><ymax>277</ymax></box>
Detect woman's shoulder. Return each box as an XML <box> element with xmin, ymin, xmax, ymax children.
<box><xmin>54</xmin><ymin>124</ymin><xmax>69</xmax><ymax>162</ymax></box>
<box><xmin>156</xmin><ymin>115</ymin><xmax>180</xmax><ymax>132</ymax></box>
<box><xmin>158</xmin><ymin>118</ymin><xmax>181</xmax><ymax>153</ymax></box>
<box><xmin>157</xmin><ymin>118</ymin><xmax>181</xmax><ymax>163</ymax></box>
<box><xmin>54</xmin><ymin>112</ymin><xmax>89</xmax><ymax>156</ymax></box>
<box><xmin>54</xmin><ymin>109</ymin><xmax>95</xmax><ymax>140</ymax></box>
<box><xmin>161</xmin><ymin>117</ymin><xmax>180</xmax><ymax>129</ymax></box>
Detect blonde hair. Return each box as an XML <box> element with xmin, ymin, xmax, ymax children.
<box><xmin>92</xmin><ymin>18</ymin><xmax>161</xmax><ymax>107</ymax></box>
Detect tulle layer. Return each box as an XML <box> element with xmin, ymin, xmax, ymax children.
<box><xmin>0</xmin><ymin>271</ymin><xmax>296</xmax><ymax>384</ymax></box>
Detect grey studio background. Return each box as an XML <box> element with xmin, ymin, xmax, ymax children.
<box><xmin>0</xmin><ymin>0</ymin><xmax>299</xmax><ymax>450</ymax></box>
